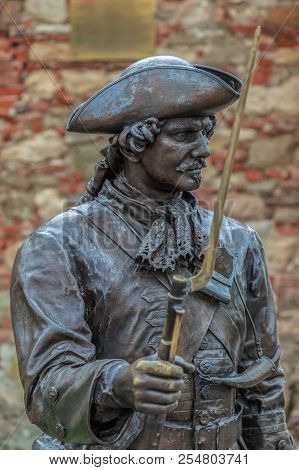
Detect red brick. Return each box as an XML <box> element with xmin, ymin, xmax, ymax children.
<box><xmin>0</xmin><ymin>268</ymin><xmax>10</xmax><ymax>290</ymax></box>
<box><xmin>0</xmin><ymin>60</ymin><xmax>23</xmax><ymax>73</ymax></box>
<box><xmin>0</xmin><ymin>96</ymin><xmax>16</xmax><ymax>107</ymax></box>
<box><xmin>21</xmin><ymin>19</ymin><xmax>32</xmax><ymax>30</ymax></box>
<box><xmin>0</xmin><ymin>50</ymin><xmax>12</xmax><ymax>60</ymax></box>
<box><xmin>28</xmin><ymin>101</ymin><xmax>49</xmax><ymax>112</ymax></box>
<box><xmin>275</xmin><ymin>37</ymin><xmax>299</xmax><ymax>48</ymax></box>
<box><xmin>0</xmin><ymin>329</ymin><xmax>14</xmax><ymax>343</ymax></box>
<box><xmin>0</xmin><ymin>73</ymin><xmax>22</xmax><ymax>87</ymax></box>
<box><xmin>252</xmin><ymin>67</ymin><xmax>272</xmax><ymax>85</ymax></box>
<box><xmin>229</xmin><ymin>24</ymin><xmax>257</xmax><ymax>36</ymax></box>
<box><xmin>30</xmin><ymin>117</ymin><xmax>43</xmax><ymax>133</ymax></box>
<box><xmin>245</xmin><ymin>169</ymin><xmax>263</xmax><ymax>182</ymax></box>
<box><xmin>242</xmin><ymin>116</ymin><xmax>267</xmax><ymax>131</ymax></box>
<box><xmin>60</xmin><ymin>171</ymin><xmax>85</xmax><ymax>196</ymax></box>
<box><xmin>265</xmin><ymin>7</ymin><xmax>299</xmax><ymax>28</ymax></box>
<box><xmin>52</xmin><ymin>126</ymin><xmax>66</xmax><ymax>136</ymax></box>
<box><xmin>0</xmin><ymin>107</ymin><xmax>11</xmax><ymax>118</ymax></box>
<box><xmin>0</xmin><ymin>38</ymin><xmax>11</xmax><ymax>51</ymax></box>
<box><xmin>265</xmin><ymin>168</ymin><xmax>290</xmax><ymax>180</ymax></box>
<box><xmin>0</xmin><ymin>86</ymin><xmax>23</xmax><ymax>96</ymax></box>
<box><xmin>57</xmin><ymin>90</ymin><xmax>72</xmax><ymax>106</ymax></box>
<box><xmin>157</xmin><ymin>23</ymin><xmax>184</xmax><ymax>43</ymax></box>
<box><xmin>280</xmin><ymin>179</ymin><xmax>299</xmax><ymax>190</ymax></box>
<box><xmin>13</xmin><ymin>48</ymin><xmax>29</xmax><ymax>62</ymax></box>
<box><xmin>275</xmin><ymin>222</ymin><xmax>299</xmax><ymax>237</ymax></box>
<box><xmin>3</xmin><ymin>125</ymin><xmax>21</xmax><ymax>141</ymax></box>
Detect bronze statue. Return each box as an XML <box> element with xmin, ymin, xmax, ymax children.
<box><xmin>10</xmin><ymin>54</ymin><xmax>293</xmax><ymax>450</ymax></box>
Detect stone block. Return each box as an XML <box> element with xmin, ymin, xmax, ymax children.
<box><xmin>3</xmin><ymin>241</ymin><xmax>22</xmax><ymax>270</ymax></box>
<box><xmin>246</xmin><ymin>180</ymin><xmax>277</xmax><ymax>195</ymax></box>
<box><xmin>0</xmin><ymin>1</ymin><xmax>22</xmax><ymax>27</ymax></box>
<box><xmin>249</xmin><ymin>135</ymin><xmax>295</xmax><ymax>168</ymax></box>
<box><xmin>34</xmin><ymin>188</ymin><xmax>64</xmax><ymax>221</ymax></box>
<box><xmin>228</xmin><ymin>172</ymin><xmax>248</xmax><ymax>191</ymax></box>
<box><xmin>225</xmin><ymin>193</ymin><xmax>266</xmax><ymax>222</ymax></box>
<box><xmin>270</xmin><ymin>48</ymin><xmax>299</xmax><ymax>66</ymax></box>
<box><xmin>0</xmin><ymin>291</ymin><xmax>10</xmax><ymax>324</ymax></box>
<box><xmin>33</xmin><ymin>23</ymin><xmax>71</xmax><ymax>34</ymax></box>
<box><xmin>264</xmin><ymin>237</ymin><xmax>298</xmax><ymax>273</ymax></box>
<box><xmin>274</xmin><ymin>207</ymin><xmax>299</xmax><ymax>223</ymax></box>
<box><xmin>60</xmin><ymin>69</ymin><xmax>108</xmax><ymax>96</ymax></box>
<box><xmin>201</xmin><ymin>164</ymin><xmax>218</xmax><ymax>184</ymax></box>
<box><xmin>72</xmin><ymin>139</ymin><xmax>108</xmax><ymax>180</ymax></box>
<box><xmin>29</xmin><ymin>42</ymin><xmax>70</xmax><ymax>62</ymax></box>
<box><xmin>278</xmin><ymin>310</ymin><xmax>299</xmax><ymax>337</ymax></box>
<box><xmin>247</xmin><ymin>220</ymin><xmax>274</xmax><ymax>241</ymax></box>
<box><xmin>31</xmin><ymin>173</ymin><xmax>61</xmax><ymax>188</ymax></box>
<box><xmin>265</xmin><ymin>7</ymin><xmax>299</xmax><ymax>28</ymax></box>
<box><xmin>247</xmin><ymin>76</ymin><xmax>299</xmax><ymax>116</ymax></box>
<box><xmin>25</xmin><ymin>0</ymin><xmax>67</xmax><ymax>24</ymax></box>
<box><xmin>25</xmin><ymin>70</ymin><xmax>58</xmax><ymax>100</ymax></box>
<box><xmin>2</xmin><ymin>191</ymin><xmax>34</xmax><ymax>220</ymax></box>
<box><xmin>1</xmin><ymin>130</ymin><xmax>67</xmax><ymax>163</ymax></box>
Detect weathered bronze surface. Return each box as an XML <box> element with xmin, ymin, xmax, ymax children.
<box><xmin>70</xmin><ymin>0</ymin><xmax>157</xmax><ymax>61</ymax></box>
<box><xmin>11</xmin><ymin>55</ymin><xmax>293</xmax><ymax>451</ymax></box>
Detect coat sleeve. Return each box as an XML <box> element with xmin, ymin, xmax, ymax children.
<box><xmin>10</xmin><ymin>229</ymin><xmax>141</xmax><ymax>447</ymax></box>
<box><xmin>238</xmin><ymin>228</ymin><xmax>293</xmax><ymax>450</ymax></box>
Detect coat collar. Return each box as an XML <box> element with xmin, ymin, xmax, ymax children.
<box><xmin>71</xmin><ymin>185</ymin><xmax>236</xmax><ymax>359</ymax></box>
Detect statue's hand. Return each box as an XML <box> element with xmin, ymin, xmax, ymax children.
<box><xmin>112</xmin><ymin>355</ymin><xmax>194</xmax><ymax>415</ymax></box>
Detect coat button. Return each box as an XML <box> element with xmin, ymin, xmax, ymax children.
<box><xmin>55</xmin><ymin>423</ymin><xmax>66</xmax><ymax>440</ymax></box>
<box><xmin>199</xmin><ymin>412</ymin><xmax>210</xmax><ymax>425</ymax></box>
<box><xmin>200</xmin><ymin>337</ymin><xmax>208</xmax><ymax>350</ymax></box>
<box><xmin>48</xmin><ymin>387</ymin><xmax>58</xmax><ymax>400</ymax></box>
<box><xmin>199</xmin><ymin>360</ymin><xmax>212</xmax><ymax>374</ymax></box>
<box><xmin>201</xmin><ymin>385</ymin><xmax>211</xmax><ymax>399</ymax></box>
<box><xmin>277</xmin><ymin>439</ymin><xmax>287</xmax><ymax>450</ymax></box>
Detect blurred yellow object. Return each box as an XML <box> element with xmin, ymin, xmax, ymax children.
<box><xmin>70</xmin><ymin>0</ymin><xmax>157</xmax><ymax>61</ymax></box>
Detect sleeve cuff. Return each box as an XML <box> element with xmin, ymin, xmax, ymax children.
<box><xmin>242</xmin><ymin>411</ymin><xmax>293</xmax><ymax>449</ymax></box>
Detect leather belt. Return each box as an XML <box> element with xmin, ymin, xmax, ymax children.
<box><xmin>194</xmin><ymin>403</ymin><xmax>243</xmax><ymax>450</ymax></box>
<box><xmin>159</xmin><ymin>404</ymin><xmax>243</xmax><ymax>450</ymax></box>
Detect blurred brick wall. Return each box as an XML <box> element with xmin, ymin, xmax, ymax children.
<box><xmin>0</xmin><ymin>0</ymin><xmax>298</xmax><ymax>449</ymax></box>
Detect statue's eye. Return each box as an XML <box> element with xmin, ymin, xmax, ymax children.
<box><xmin>175</xmin><ymin>132</ymin><xmax>188</xmax><ymax>142</ymax></box>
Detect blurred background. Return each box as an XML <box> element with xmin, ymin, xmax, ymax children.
<box><xmin>0</xmin><ymin>0</ymin><xmax>298</xmax><ymax>449</ymax></box>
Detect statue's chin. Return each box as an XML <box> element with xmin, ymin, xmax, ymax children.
<box><xmin>177</xmin><ymin>174</ymin><xmax>202</xmax><ymax>192</ymax></box>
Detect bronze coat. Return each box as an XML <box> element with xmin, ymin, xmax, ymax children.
<box><xmin>10</xmin><ymin>183</ymin><xmax>291</xmax><ymax>449</ymax></box>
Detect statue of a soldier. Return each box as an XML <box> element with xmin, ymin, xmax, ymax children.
<box><xmin>11</xmin><ymin>56</ymin><xmax>293</xmax><ymax>450</ymax></box>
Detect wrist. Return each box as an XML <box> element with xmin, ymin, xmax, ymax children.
<box><xmin>93</xmin><ymin>359</ymin><xmax>131</xmax><ymax>410</ymax></box>
<box><xmin>112</xmin><ymin>363</ymin><xmax>133</xmax><ymax>409</ymax></box>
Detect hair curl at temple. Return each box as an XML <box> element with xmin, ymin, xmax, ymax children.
<box><xmin>77</xmin><ymin>115</ymin><xmax>216</xmax><ymax>205</ymax></box>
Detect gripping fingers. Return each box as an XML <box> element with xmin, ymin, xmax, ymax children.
<box><xmin>136</xmin><ymin>401</ymin><xmax>179</xmax><ymax>415</ymax></box>
<box><xmin>133</xmin><ymin>373</ymin><xmax>184</xmax><ymax>392</ymax></box>
<box><xmin>135</xmin><ymin>390</ymin><xmax>181</xmax><ymax>406</ymax></box>
<box><xmin>135</xmin><ymin>359</ymin><xmax>184</xmax><ymax>379</ymax></box>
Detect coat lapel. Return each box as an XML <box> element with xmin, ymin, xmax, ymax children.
<box><xmin>72</xmin><ymin>199</ymin><xmax>234</xmax><ymax>362</ymax></box>
<box><xmin>72</xmin><ymin>201</ymin><xmax>171</xmax><ymax>291</ymax></box>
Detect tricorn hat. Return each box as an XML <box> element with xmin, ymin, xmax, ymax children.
<box><xmin>67</xmin><ymin>56</ymin><xmax>242</xmax><ymax>134</ymax></box>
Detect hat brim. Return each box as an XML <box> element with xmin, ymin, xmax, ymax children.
<box><xmin>67</xmin><ymin>64</ymin><xmax>242</xmax><ymax>134</ymax></box>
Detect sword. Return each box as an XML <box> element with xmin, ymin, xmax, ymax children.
<box><xmin>142</xmin><ymin>25</ymin><xmax>261</xmax><ymax>450</ymax></box>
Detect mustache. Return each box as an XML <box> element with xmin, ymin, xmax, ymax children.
<box><xmin>176</xmin><ymin>157</ymin><xmax>207</xmax><ymax>173</ymax></box>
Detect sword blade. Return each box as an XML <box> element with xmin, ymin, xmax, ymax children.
<box><xmin>191</xmin><ymin>25</ymin><xmax>261</xmax><ymax>292</ymax></box>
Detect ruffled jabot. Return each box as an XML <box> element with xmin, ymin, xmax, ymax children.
<box><xmin>101</xmin><ymin>175</ymin><xmax>207</xmax><ymax>271</ymax></box>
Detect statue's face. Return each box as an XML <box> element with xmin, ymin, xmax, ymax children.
<box><xmin>139</xmin><ymin>116</ymin><xmax>212</xmax><ymax>193</ymax></box>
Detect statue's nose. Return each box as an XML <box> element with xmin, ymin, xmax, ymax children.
<box><xmin>190</xmin><ymin>133</ymin><xmax>211</xmax><ymax>159</ymax></box>
<box><xmin>191</xmin><ymin>145</ymin><xmax>210</xmax><ymax>160</ymax></box>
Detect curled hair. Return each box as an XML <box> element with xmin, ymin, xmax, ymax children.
<box><xmin>77</xmin><ymin>117</ymin><xmax>165</xmax><ymax>205</ymax></box>
<box><xmin>77</xmin><ymin>115</ymin><xmax>216</xmax><ymax>205</ymax></box>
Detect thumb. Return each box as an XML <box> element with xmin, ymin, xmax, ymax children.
<box><xmin>174</xmin><ymin>355</ymin><xmax>195</xmax><ymax>374</ymax></box>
